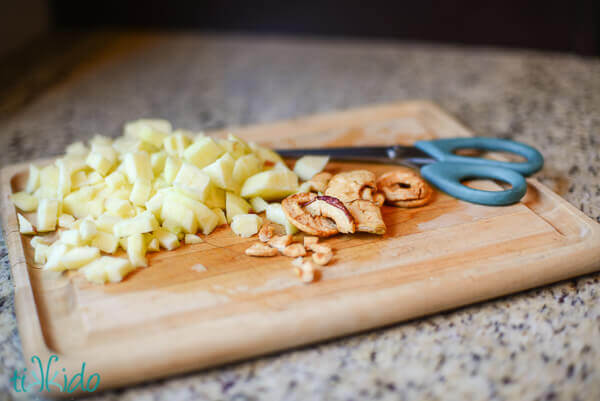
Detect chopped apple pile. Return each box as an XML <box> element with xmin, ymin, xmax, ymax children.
<box><xmin>13</xmin><ymin>118</ymin><xmax>330</xmax><ymax>284</ymax></box>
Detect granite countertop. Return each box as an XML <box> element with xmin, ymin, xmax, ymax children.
<box><xmin>0</xmin><ymin>33</ymin><xmax>599</xmax><ymax>401</ymax></box>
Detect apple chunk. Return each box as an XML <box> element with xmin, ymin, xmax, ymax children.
<box><xmin>163</xmin><ymin>191</ymin><xmax>219</xmax><ymax>235</ymax></box>
<box><xmin>203</xmin><ymin>152</ymin><xmax>237</xmax><ymax>191</ymax></box>
<box><xmin>17</xmin><ymin>214</ymin><xmax>35</xmax><ymax>234</ymax></box>
<box><xmin>82</xmin><ymin>256</ymin><xmax>135</xmax><ymax>284</ymax></box>
<box><xmin>11</xmin><ymin>191</ymin><xmax>38</xmax><ymax>212</ymax></box>
<box><xmin>113</xmin><ymin>211</ymin><xmax>159</xmax><ymax>238</ymax></box>
<box><xmin>183</xmin><ymin>137</ymin><xmax>224</xmax><ymax>168</ymax></box>
<box><xmin>240</xmin><ymin>170</ymin><xmax>299</xmax><ymax>201</ymax></box>
<box><xmin>173</xmin><ymin>163</ymin><xmax>212</xmax><ymax>201</ymax></box>
<box><xmin>231</xmin><ymin>214</ymin><xmax>263</xmax><ymax>237</ymax></box>
<box><xmin>37</xmin><ymin>199</ymin><xmax>60</xmax><ymax>232</ymax></box>
<box><xmin>293</xmin><ymin>155</ymin><xmax>329</xmax><ymax>181</ymax></box>
<box><xmin>266</xmin><ymin>203</ymin><xmax>298</xmax><ymax>234</ymax></box>
<box><xmin>232</xmin><ymin>154</ymin><xmax>261</xmax><ymax>184</ymax></box>
<box><xmin>226</xmin><ymin>192</ymin><xmax>251</xmax><ymax>223</ymax></box>
<box><xmin>249</xmin><ymin>197</ymin><xmax>269</xmax><ymax>213</ymax></box>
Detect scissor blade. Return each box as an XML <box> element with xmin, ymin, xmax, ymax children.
<box><xmin>275</xmin><ymin>145</ymin><xmax>433</xmax><ymax>167</ymax></box>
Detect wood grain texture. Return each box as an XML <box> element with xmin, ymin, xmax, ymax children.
<box><xmin>1</xmin><ymin>101</ymin><xmax>599</xmax><ymax>397</ymax></box>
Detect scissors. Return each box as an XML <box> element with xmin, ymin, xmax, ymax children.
<box><xmin>276</xmin><ymin>137</ymin><xmax>544</xmax><ymax>206</ymax></box>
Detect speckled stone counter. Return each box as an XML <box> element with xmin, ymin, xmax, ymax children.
<box><xmin>0</xmin><ymin>33</ymin><xmax>599</xmax><ymax>401</ymax></box>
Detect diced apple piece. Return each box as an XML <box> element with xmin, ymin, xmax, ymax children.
<box><xmin>104</xmin><ymin>257</ymin><xmax>135</xmax><ymax>283</ymax></box>
<box><xmin>95</xmin><ymin>213</ymin><xmax>123</xmax><ymax>233</ymax></box>
<box><xmin>82</xmin><ymin>259</ymin><xmax>108</xmax><ymax>284</ymax></box>
<box><xmin>298</xmin><ymin>181</ymin><xmax>312</xmax><ymax>193</ymax></box>
<box><xmin>31</xmin><ymin>236</ymin><xmax>50</xmax><ymax>248</ymax></box>
<box><xmin>163</xmin><ymin>192</ymin><xmax>219</xmax><ymax>235</ymax></box>
<box><xmin>226</xmin><ymin>192</ymin><xmax>251</xmax><ymax>223</ymax></box>
<box><xmin>17</xmin><ymin>213</ymin><xmax>35</xmax><ymax>234</ymax></box>
<box><xmin>86</xmin><ymin>171</ymin><xmax>104</xmax><ymax>186</ymax></box>
<box><xmin>125</xmin><ymin>119</ymin><xmax>172</xmax><ymax>140</ymax></box>
<box><xmin>249</xmin><ymin>142</ymin><xmax>285</xmax><ymax>165</ymax></box>
<box><xmin>232</xmin><ymin>153</ymin><xmax>261</xmax><ymax>184</ymax></box>
<box><xmin>58</xmin><ymin>214</ymin><xmax>76</xmax><ymax>228</ymax></box>
<box><xmin>86</xmin><ymin>144</ymin><xmax>118</xmax><ymax>176</ymax></box>
<box><xmin>109</xmin><ymin>187</ymin><xmax>131</xmax><ymax>201</ymax></box>
<box><xmin>161</xmin><ymin>197</ymin><xmax>198</xmax><ymax>234</ymax></box>
<box><xmin>87</xmin><ymin>198</ymin><xmax>105</xmax><ymax>218</ymax></box>
<box><xmin>151</xmin><ymin>151</ymin><xmax>167</xmax><ymax>176</ymax></box>
<box><xmin>163</xmin><ymin>132</ymin><xmax>191</xmax><ymax>157</ymax></box>
<box><xmin>231</xmin><ymin>214</ymin><xmax>263</xmax><ymax>238</ymax></box>
<box><xmin>293</xmin><ymin>155</ymin><xmax>329</xmax><ymax>180</ymax></box>
<box><xmin>37</xmin><ymin>165</ymin><xmax>59</xmax><ymax>199</ymax></box>
<box><xmin>55</xmin><ymin>159</ymin><xmax>72</xmax><ymax>198</ymax></box>
<box><xmin>79</xmin><ymin>219</ymin><xmax>98</xmax><ymax>242</ymax></box>
<box><xmin>227</xmin><ymin>133</ymin><xmax>249</xmax><ymax>144</ymax></box>
<box><xmin>26</xmin><ymin>164</ymin><xmax>41</xmax><ymax>194</ymax></box>
<box><xmin>113</xmin><ymin>211</ymin><xmax>159</xmax><ymax>238</ymax></box>
<box><xmin>34</xmin><ymin>243</ymin><xmax>49</xmax><ymax>265</ymax></box>
<box><xmin>183</xmin><ymin>137</ymin><xmax>224</xmax><ymax>168</ymax></box>
<box><xmin>152</xmin><ymin>176</ymin><xmax>168</xmax><ymax>191</ymax></box>
<box><xmin>218</xmin><ymin>138</ymin><xmax>249</xmax><ymax>159</ymax></box>
<box><xmin>89</xmin><ymin>134</ymin><xmax>112</xmax><ymax>147</ymax></box>
<box><xmin>62</xmin><ymin>187</ymin><xmax>97</xmax><ymax>218</ymax></box>
<box><xmin>105</xmin><ymin>171</ymin><xmax>127</xmax><ymax>189</ymax></box>
<box><xmin>203</xmin><ymin>152</ymin><xmax>236</xmax><ymax>191</ymax></box>
<box><xmin>83</xmin><ymin>256</ymin><xmax>134</xmax><ymax>284</ymax></box>
<box><xmin>129</xmin><ymin>180</ymin><xmax>152</xmax><ymax>206</ymax></box>
<box><xmin>171</xmin><ymin>163</ymin><xmax>211</xmax><ymax>202</ymax></box>
<box><xmin>71</xmin><ymin>171</ymin><xmax>87</xmax><ymax>189</ymax></box>
<box><xmin>127</xmin><ymin>234</ymin><xmax>147</xmax><ymax>267</ymax></box>
<box><xmin>240</xmin><ymin>170</ymin><xmax>299</xmax><ymax>201</ymax></box>
<box><xmin>60</xmin><ymin>229</ymin><xmax>81</xmax><ymax>245</ymax></box>
<box><xmin>145</xmin><ymin>190</ymin><xmax>167</xmax><ymax>219</ymax></box>
<box><xmin>154</xmin><ymin>227</ymin><xmax>180</xmax><ymax>250</ymax></box>
<box><xmin>11</xmin><ymin>192</ymin><xmax>38</xmax><ymax>212</ymax></box>
<box><xmin>37</xmin><ymin>199</ymin><xmax>59</xmax><ymax>232</ymax></box>
<box><xmin>203</xmin><ymin>184</ymin><xmax>226</xmax><ymax>209</ymax></box>
<box><xmin>266</xmin><ymin>203</ymin><xmax>298</xmax><ymax>234</ymax></box>
<box><xmin>250</xmin><ymin>196</ymin><xmax>269</xmax><ymax>213</ymax></box>
<box><xmin>105</xmin><ymin>198</ymin><xmax>135</xmax><ymax>218</ymax></box>
<box><xmin>61</xmin><ymin>153</ymin><xmax>88</xmax><ymax>173</ymax></box>
<box><xmin>44</xmin><ymin>242</ymin><xmax>70</xmax><ymax>271</ymax></box>
<box><xmin>163</xmin><ymin>156</ymin><xmax>182</xmax><ymax>184</ymax></box>
<box><xmin>66</xmin><ymin>141</ymin><xmax>88</xmax><ymax>156</ymax></box>
<box><xmin>123</xmin><ymin>151</ymin><xmax>153</xmax><ymax>183</ymax></box>
<box><xmin>184</xmin><ymin>234</ymin><xmax>203</xmax><ymax>244</ymax></box>
<box><xmin>136</xmin><ymin>124</ymin><xmax>169</xmax><ymax>148</ymax></box>
<box><xmin>212</xmin><ymin>208</ymin><xmax>227</xmax><ymax>226</ymax></box>
<box><xmin>147</xmin><ymin>237</ymin><xmax>160</xmax><ymax>252</ymax></box>
<box><xmin>273</xmin><ymin>161</ymin><xmax>292</xmax><ymax>172</ymax></box>
<box><xmin>92</xmin><ymin>231</ymin><xmax>119</xmax><ymax>253</ymax></box>
<box><xmin>162</xmin><ymin>219</ymin><xmax>183</xmax><ymax>235</ymax></box>
<box><xmin>113</xmin><ymin>136</ymin><xmax>145</xmax><ymax>155</ymax></box>
<box><xmin>60</xmin><ymin>246</ymin><xmax>100</xmax><ymax>270</ymax></box>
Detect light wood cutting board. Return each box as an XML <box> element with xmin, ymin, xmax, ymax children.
<box><xmin>2</xmin><ymin>101</ymin><xmax>599</xmax><ymax>396</ymax></box>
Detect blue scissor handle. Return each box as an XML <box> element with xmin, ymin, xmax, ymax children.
<box><xmin>414</xmin><ymin>138</ymin><xmax>543</xmax><ymax>206</ymax></box>
<box><xmin>421</xmin><ymin>162</ymin><xmax>527</xmax><ymax>206</ymax></box>
<box><xmin>414</xmin><ymin>137</ymin><xmax>544</xmax><ymax>176</ymax></box>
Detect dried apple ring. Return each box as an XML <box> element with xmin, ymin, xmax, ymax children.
<box><xmin>377</xmin><ymin>168</ymin><xmax>433</xmax><ymax>208</ymax></box>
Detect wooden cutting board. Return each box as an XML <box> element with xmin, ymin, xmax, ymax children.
<box><xmin>2</xmin><ymin>101</ymin><xmax>600</xmax><ymax>396</ymax></box>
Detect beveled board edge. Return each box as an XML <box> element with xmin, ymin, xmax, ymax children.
<box><xmin>1</xmin><ymin>101</ymin><xmax>599</xmax><ymax>397</ymax></box>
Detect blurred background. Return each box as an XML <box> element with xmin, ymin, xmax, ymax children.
<box><xmin>3</xmin><ymin>0</ymin><xmax>599</xmax><ymax>59</ymax></box>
